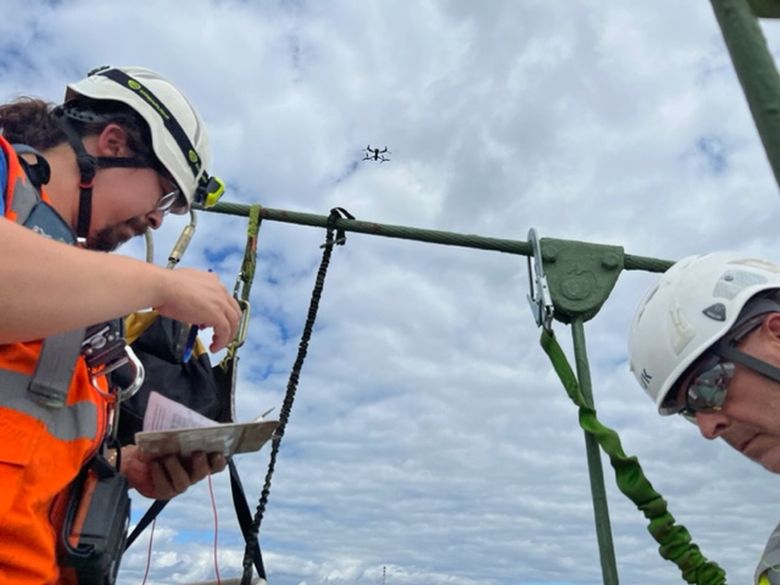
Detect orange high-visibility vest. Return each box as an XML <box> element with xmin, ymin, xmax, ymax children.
<box><xmin>0</xmin><ymin>135</ymin><xmax>110</xmax><ymax>585</ymax></box>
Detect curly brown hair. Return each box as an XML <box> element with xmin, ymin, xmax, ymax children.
<box><xmin>0</xmin><ymin>97</ymin><xmax>155</xmax><ymax>162</ymax></box>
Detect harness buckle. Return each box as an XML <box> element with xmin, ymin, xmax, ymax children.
<box><xmin>82</xmin><ymin>321</ymin><xmax>145</xmax><ymax>401</ymax></box>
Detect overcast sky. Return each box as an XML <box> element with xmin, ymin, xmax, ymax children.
<box><xmin>4</xmin><ymin>2</ymin><xmax>780</xmax><ymax>584</ymax></box>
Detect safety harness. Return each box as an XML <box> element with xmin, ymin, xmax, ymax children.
<box><xmin>1</xmin><ymin>141</ymin><xmax>143</xmax><ymax>585</ymax></box>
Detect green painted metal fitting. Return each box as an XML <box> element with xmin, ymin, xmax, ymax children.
<box><xmin>539</xmin><ymin>238</ymin><xmax>624</xmax><ymax>323</ymax></box>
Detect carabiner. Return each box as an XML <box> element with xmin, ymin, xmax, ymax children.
<box><xmin>526</xmin><ymin>227</ymin><xmax>555</xmax><ymax>332</ymax></box>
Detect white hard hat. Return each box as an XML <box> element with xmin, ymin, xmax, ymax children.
<box><xmin>628</xmin><ymin>251</ymin><xmax>780</xmax><ymax>414</ymax></box>
<box><xmin>64</xmin><ymin>65</ymin><xmax>213</xmax><ymax>213</ymax></box>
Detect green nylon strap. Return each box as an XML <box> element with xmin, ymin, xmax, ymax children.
<box><xmin>239</xmin><ymin>204</ymin><xmax>262</xmax><ymax>302</ymax></box>
<box><xmin>540</xmin><ymin>329</ymin><xmax>728</xmax><ymax>585</ymax></box>
<box><xmin>222</xmin><ymin>204</ymin><xmax>262</xmax><ymax>365</ymax></box>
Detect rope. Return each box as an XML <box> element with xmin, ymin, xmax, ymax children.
<box><xmin>540</xmin><ymin>328</ymin><xmax>728</xmax><ymax>585</ymax></box>
<box><xmin>240</xmin><ymin>207</ymin><xmax>352</xmax><ymax>585</ymax></box>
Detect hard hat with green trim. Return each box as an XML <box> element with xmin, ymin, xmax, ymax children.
<box><xmin>64</xmin><ymin>65</ymin><xmax>224</xmax><ymax>215</ymax></box>
<box><xmin>628</xmin><ymin>251</ymin><xmax>780</xmax><ymax>415</ymax></box>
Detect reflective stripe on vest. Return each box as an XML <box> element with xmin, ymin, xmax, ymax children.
<box><xmin>0</xmin><ymin>369</ymin><xmax>98</xmax><ymax>441</ymax></box>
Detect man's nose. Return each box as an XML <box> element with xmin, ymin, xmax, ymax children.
<box><xmin>695</xmin><ymin>410</ymin><xmax>730</xmax><ymax>439</ymax></box>
<box><xmin>145</xmin><ymin>209</ymin><xmax>164</xmax><ymax>230</ymax></box>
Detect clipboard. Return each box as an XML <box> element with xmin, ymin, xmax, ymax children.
<box><xmin>135</xmin><ymin>419</ymin><xmax>278</xmax><ymax>457</ymax></box>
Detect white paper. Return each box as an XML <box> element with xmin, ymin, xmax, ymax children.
<box><xmin>142</xmin><ymin>391</ymin><xmax>217</xmax><ymax>432</ymax></box>
<box><xmin>137</xmin><ymin>391</ymin><xmax>278</xmax><ymax>457</ymax></box>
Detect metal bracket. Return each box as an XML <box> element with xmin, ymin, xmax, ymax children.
<box><xmin>526</xmin><ymin>228</ymin><xmax>554</xmax><ymax>331</ymax></box>
<box><xmin>537</xmin><ymin>237</ymin><xmax>625</xmax><ymax>324</ymax></box>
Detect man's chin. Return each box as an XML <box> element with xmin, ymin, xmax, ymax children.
<box><xmin>757</xmin><ymin>446</ymin><xmax>780</xmax><ymax>474</ymax></box>
<box><xmin>88</xmin><ymin>225</ymin><xmax>140</xmax><ymax>252</ymax></box>
<box><xmin>90</xmin><ymin>234</ymin><xmax>133</xmax><ymax>252</ymax></box>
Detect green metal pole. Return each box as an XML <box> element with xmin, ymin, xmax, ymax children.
<box><xmin>205</xmin><ymin>202</ymin><xmax>673</xmax><ymax>273</ymax></box>
<box><xmin>571</xmin><ymin>317</ymin><xmax>619</xmax><ymax>585</ymax></box>
<box><xmin>710</xmin><ymin>0</ymin><xmax>780</xmax><ymax>188</ymax></box>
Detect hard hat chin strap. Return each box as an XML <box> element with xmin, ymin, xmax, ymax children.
<box><xmin>53</xmin><ymin>108</ymin><xmax>152</xmax><ymax>245</ymax></box>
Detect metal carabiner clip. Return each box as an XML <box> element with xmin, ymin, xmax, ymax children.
<box><xmin>232</xmin><ymin>299</ymin><xmax>251</xmax><ymax>351</ymax></box>
<box><xmin>526</xmin><ymin>227</ymin><xmax>555</xmax><ymax>332</ymax></box>
<box><xmin>88</xmin><ymin>345</ymin><xmax>145</xmax><ymax>403</ymax></box>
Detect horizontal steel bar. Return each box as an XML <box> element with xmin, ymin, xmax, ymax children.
<box><xmin>203</xmin><ymin>202</ymin><xmax>674</xmax><ymax>273</ymax></box>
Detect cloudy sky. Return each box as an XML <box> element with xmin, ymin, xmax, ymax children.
<box><xmin>4</xmin><ymin>1</ymin><xmax>780</xmax><ymax>584</ymax></box>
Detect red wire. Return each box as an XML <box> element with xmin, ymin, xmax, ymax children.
<box><xmin>208</xmin><ymin>474</ymin><xmax>222</xmax><ymax>584</ymax></box>
<box><xmin>138</xmin><ymin>477</ymin><xmax>221</xmax><ymax>584</ymax></box>
<box><xmin>141</xmin><ymin>518</ymin><xmax>156</xmax><ymax>585</ymax></box>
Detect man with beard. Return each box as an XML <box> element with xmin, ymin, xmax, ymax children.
<box><xmin>0</xmin><ymin>66</ymin><xmax>241</xmax><ymax>584</ymax></box>
<box><xmin>629</xmin><ymin>251</ymin><xmax>780</xmax><ymax>585</ymax></box>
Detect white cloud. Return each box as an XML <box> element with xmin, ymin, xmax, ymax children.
<box><xmin>5</xmin><ymin>1</ymin><xmax>780</xmax><ymax>584</ymax></box>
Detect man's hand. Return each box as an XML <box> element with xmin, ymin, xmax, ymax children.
<box><xmin>154</xmin><ymin>268</ymin><xmax>242</xmax><ymax>353</ymax></box>
<box><xmin>120</xmin><ymin>444</ymin><xmax>227</xmax><ymax>499</ymax></box>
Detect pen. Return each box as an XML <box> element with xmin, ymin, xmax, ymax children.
<box><xmin>181</xmin><ymin>323</ymin><xmax>198</xmax><ymax>363</ymax></box>
<box><xmin>182</xmin><ymin>268</ymin><xmax>212</xmax><ymax>363</ymax></box>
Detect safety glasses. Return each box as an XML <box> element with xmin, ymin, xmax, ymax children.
<box><xmin>155</xmin><ymin>175</ymin><xmax>182</xmax><ymax>216</ymax></box>
<box><xmin>679</xmin><ymin>357</ymin><xmax>735</xmax><ymax>419</ymax></box>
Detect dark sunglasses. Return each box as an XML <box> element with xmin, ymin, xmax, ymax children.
<box><xmin>678</xmin><ymin>356</ymin><xmax>735</xmax><ymax>419</ymax></box>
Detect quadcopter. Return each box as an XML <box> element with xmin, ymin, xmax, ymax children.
<box><xmin>363</xmin><ymin>145</ymin><xmax>390</xmax><ymax>163</ymax></box>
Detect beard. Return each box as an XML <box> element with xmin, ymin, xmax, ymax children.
<box><xmin>88</xmin><ymin>218</ymin><xmax>148</xmax><ymax>252</ymax></box>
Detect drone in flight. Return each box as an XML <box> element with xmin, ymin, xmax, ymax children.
<box><xmin>363</xmin><ymin>145</ymin><xmax>390</xmax><ymax>163</ymax></box>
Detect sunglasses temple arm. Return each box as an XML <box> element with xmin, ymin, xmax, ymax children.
<box><xmin>716</xmin><ymin>342</ymin><xmax>780</xmax><ymax>384</ymax></box>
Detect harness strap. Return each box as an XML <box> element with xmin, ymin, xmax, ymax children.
<box><xmin>5</xmin><ymin>145</ymin><xmax>87</xmax><ymax>408</ymax></box>
<box><xmin>0</xmin><ymin>369</ymin><xmax>98</xmax><ymax>441</ymax></box>
<box><xmin>8</xmin><ymin>145</ymin><xmax>43</xmax><ymax>221</ymax></box>
<box><xmin>229</xmin><ymin>459</ymin><xmax>266</xmax><ymax>581</ymax></box>
<box><xmin>125</xmin><ymin>499</ymin><xmax>168</xmax><ymax>550</ymax></box>
<box><xmin>540</xmin><ymin>329</ymin><xmax>728</xmax><ymax>585</ymax></box>
<box><xmin>28</xmin><ymin>328</ymin><xmax>87</xmax><ymax>408</ymax></box>
<box><xmin>12</xmin><ymin>144</ymin><xmax>50</xmax><ymax>189</ymax></box>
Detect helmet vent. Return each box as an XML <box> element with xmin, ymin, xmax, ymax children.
<box><xmin>714</xmin><ymin>269</ymin><xmax>768</xmax><ymax>300</ymax></box>
<box><xmin>702</xmin><ymin>303</ymin><xmax>727</xmax><ymax>322</ymax></box>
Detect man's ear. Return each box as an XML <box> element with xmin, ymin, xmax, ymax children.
<box><xmin>762</xmin><ymin>312</ymin><xmax>780</xmax><ymax>343</ymax></box>
<box><xmin>95</xmin><ymin>123</ymin><xmax>129</xmax><ymax>157</ymax></box>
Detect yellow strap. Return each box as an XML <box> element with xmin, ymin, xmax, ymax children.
<box><xmin>124</xmin><ymin>311</ymin><xmax>159</xmax><ymax>344</ymax></box>
<box><xmin>125</xmin><ymin>311</ymin><xmax>208</xmax><ymax>358</ymax></box>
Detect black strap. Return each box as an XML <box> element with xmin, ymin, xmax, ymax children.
<box><xmin>123</xmin><ymin>460</ymin><xmax>265</xmax><ymax>581</ymax></box>
<box><xmin>125</xmin><ymin>499</ymin><xmax>169</xmax><ymax>550</ymax></box>
<box><xmin>13</xmin><ymin>144</ymin><xmax>51</xmax><ymax>188</ymax></box>
<box><xmin>229</xmin><ymin>459</ymin><xmax>266</xmax><ymax>579</ymax></box>
<box><xmin>324</xmin><ymin>206</ymin><xmax>355</xmax><ymax>247</ymax></box>
<box><xmin>54</xmin><ymin>107</ymin><xmax>154</xmax><ymax>242</ymax></box>
<box><xmin>54</xmin><ymin>110</ymin><xmax>97</xmax><ymax>241</ymax></box>
<box><xmin>94</xmin><ymin>67</ymin><xmax>203</xmax><ymax>179</ymax></box>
